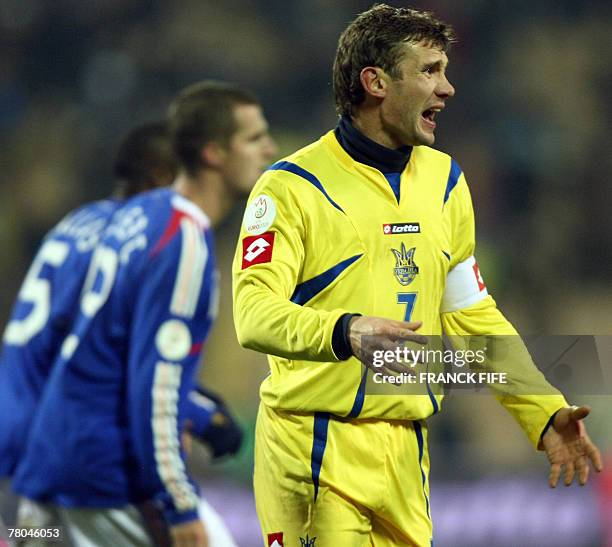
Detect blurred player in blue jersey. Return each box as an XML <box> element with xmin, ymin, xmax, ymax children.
<box><xmin>232</xmin><ymin>5</ymin><xmax>602</xmax><ymax>546</ymax></box>
<box><xmin>0</xmin><ymin>122</ymin><xmax>175</xmax><ymax>546</ymax></box>
<box><xmin>0</xmin><ymin>122</ymin><xmax>174</xmax><ymax>485</ymax></box>
<box><xmin>0</xmin><ymin>121</ymin><xmax>243</xmax><ymax>546</ymax></box>
<box><xmin>10</xmin><ymin>83</ymin><xmax>275</xmax><ymax>546</ymax></box>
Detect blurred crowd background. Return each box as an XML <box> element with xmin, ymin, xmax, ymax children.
<box><xmin>1</xmin><ymin>1</ymin><xmax>611</xmax><ymax>545</ymax></box>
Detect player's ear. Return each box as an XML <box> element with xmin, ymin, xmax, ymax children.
<box><xmin>201</xmin><ymin>141</ymin><xmax>227</xmax><ymax>168</ymax></box>
<box><xmin>360</xmin><ymin>66</ymin><xmax>389</xmax><ymax>100</ymax></box>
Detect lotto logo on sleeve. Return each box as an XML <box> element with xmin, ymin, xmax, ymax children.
<box><xmin>472</xmin><ymin>261</ymin><xmax>486</xmax><ymax>291</ymax></box>
<box><xmin>242</xmin><ymin>232</ymin><xmax>275</xmax><ymax>269</ymax></box>
<box><xmin>267</xmin><ymin>532</ymin><xmax>284</xmax><ymax>547</ymax></box>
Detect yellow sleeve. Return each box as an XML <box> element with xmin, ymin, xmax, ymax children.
<box><xmin>441</xmin><ymin>297</ymin><xmax>568</xmax><ymax>449</ymax></box>
<box><xmin>447</xmin><ymin>173</ymin><xmax>475</xmax><ymax>268</ymax></box>
<box><xmin>232</xmin><ymin>171</ymin><xmax>349</xmax><ymax>362</ymax></box>
<box><xmin>442</xmin><ymin>169</ymin><xmax>568</xmax><ymax>449</ymax></box>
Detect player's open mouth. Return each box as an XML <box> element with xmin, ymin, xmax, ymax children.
<box><xmin>421</xmin><ymin>109</ymin><xmax>437</xmax><ymax>129</ymax></box>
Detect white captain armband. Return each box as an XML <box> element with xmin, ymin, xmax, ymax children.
<box><xmin>441</xmin><ymin>256</ymin><xmax>488</xmax><ymax>312</ymax></box>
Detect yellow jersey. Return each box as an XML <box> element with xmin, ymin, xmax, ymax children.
<box><xmin>233</xmin><ymin>130</ymin><xmax>566</xmax><ymax>447</ymax></box>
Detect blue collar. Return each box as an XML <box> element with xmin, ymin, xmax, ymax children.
<box><xmin>334</xmin><ymin>115</ymin><xmax>412</xmax><ymax>174</ymax></box>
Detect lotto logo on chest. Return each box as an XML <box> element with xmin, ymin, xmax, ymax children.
<box><xmin>382</xmin><ymin>222</ymin><xmax>420</xmax><ymax>235</ymax></box>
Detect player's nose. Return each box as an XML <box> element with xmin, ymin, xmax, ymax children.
<box><xmin>437</xmin><ymin>74</ymin><xmax>455</xmax><ymax>99</ymax></box>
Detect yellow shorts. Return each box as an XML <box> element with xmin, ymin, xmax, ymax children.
<box><xmin>254</xmin><ymin>403</ymin><xmax>433</xmax><ymax>546</ymax></box>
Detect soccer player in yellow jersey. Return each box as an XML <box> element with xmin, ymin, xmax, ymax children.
<box><xmin>232</xmin><ymin>5</ymin><xmax>603</xmax><ymax>546</ymax></box>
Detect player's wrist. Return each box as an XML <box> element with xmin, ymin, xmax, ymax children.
<box><xmin>331</xmin><ymin>313</ymin><xmax>361</xmax><ymax>360</ymax></box>
<box><xmin>538</xmin><ymin>407</ymin><xmax>564</xmax><ymax>449</ymax></box>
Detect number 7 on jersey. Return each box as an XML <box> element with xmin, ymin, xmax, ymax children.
<box><xmin>397</xmin><ymin>292</ymin><xmax>417</xmax><ymax>321</ymax></box>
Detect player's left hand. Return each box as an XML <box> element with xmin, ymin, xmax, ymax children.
<box><xmin>542</xmin><ymin>405</ymin><xmax>603</xmax><ymax>487</ymax></box>
<box><xmin>187</xmin><ymin>386</ymin><xmax>244</xmax><ymax>459</ymax></box>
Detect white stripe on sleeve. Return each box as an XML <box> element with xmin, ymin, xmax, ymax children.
<box><xmin>151</xmin><ymin>361</ymin><xmax>199</xmax><ymax>511</ymax></box>
<box><xmin>170</xmin><ymin>218</ymin><xmax>207</xmax><ymax>318</ymax></box>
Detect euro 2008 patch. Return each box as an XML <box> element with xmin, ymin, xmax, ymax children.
<box><xmin>244</xmin><ymin>194</ymin><xmax>276</xmax><ymax>234</ymax></box>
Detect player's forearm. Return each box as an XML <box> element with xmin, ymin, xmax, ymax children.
<box><xmin>130</xmin><ymin>359</ymin><xmax>201</xmax><ymax>522</ymax></box>
<box><xmin>234</xmin><ymin>278</ymin><xmax>348</xmax><ymax>362</ymax></box>
<box><xmin>441</xmin><ymin>296</ymin><xmax>568</xmax><ymax>448</ymax></box>
<box><xmin>135</xmin><ymin>424</ymin><xmax>201</xmax><ymax>524</ymax></box>
<box><xmin>484</xmin><ymin>333</ymin><xmax>567</xmax><ymax>448</ymax></box>
<box><xmin>146</xmin><ymin>423</ymin><xmax>200</xmax><ymax>525</ymax></box>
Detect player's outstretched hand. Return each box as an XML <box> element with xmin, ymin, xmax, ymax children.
<box><xmin>348</xmin><ymin>316</ymin><xmax>428</xmax><ymax>374</ymax></box>
<box><xmin>542</xmin><ymin>405</ymin><xmax>603</xmax><ymax>488</ymax></box>
<box><xmin>170</xmin><ymin>518</ymin><xmax>209</xmax><ymax>547</ymax></box>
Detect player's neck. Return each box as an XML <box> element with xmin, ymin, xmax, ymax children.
<box><xmin>172</xmin><ymin>170</ymin><xmax>233</xmax><ymax>227</ymax></box>
<box><xmin>352</xmin><ymin>109</ymin><xmax>403</xmax><ymax>150</ymax></box>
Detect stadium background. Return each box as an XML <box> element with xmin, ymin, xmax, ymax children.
<box><xmin>1</xmin><ymin>1</ymin><xmax>610</xmax><ymax>545</ymax></box>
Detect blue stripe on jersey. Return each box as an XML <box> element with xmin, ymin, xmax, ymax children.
<box><xmin>442</xmin><ymin>250</ymin><xmax>451</xmax><ymax>261</ymax></box>
<box><xmin>426</xmin><ymin>363</ymin><xmax>440</xmax><ymax>414</ymax></box>
<box><xmin>443</xmin><ymin>159</ymin><xmax>462</xmax><ymax>205</ymax></box>
<box><xmin>268</xmin><ymin>161</ymin><xmax>344</xmax><ymax>213</ymax></box>
<box><xmin>427</xmin><ymin>382</ymin><xmax>439</xmax><ymax>414</ymax></box>
<box><xmin>383</xmin><ymin>172</ymin><xmax>401</xmax><ymax>204</ymax></box>
<box><xmin>311</xmin><ymin>412</ymin><xmax>330</xmax><ymax>502</ymax></box>
<box><xmin>290</xmin><ymin>254</ymin><xmax>362</xmax><ymax>305</ymax></box>
<box><xmin>414</xmin><ymin>420</ymin><xmax>431</xmax><ymax>518</ymax></box>
<box><xmin>346</xmin><ymin>367</ymin><xmax>368</xmax><ymax>418</ymax></box>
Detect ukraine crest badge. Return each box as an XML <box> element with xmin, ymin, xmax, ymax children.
<box><xmin>391</xmin><ymin>243</ymin><xmax>419</xmax><ymax>286</ymax></box>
